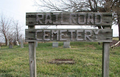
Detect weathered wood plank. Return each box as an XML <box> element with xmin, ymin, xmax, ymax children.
<box><xmin>25</xmin><ymin>29</ymin><xmax>112</xmax><ymax>42</ymax></box>
<box><xmin>28</xmin><ymin>26</ymin><xmax>37</xmax><ymax>77</ymax></box>
<box><xmin>102</xmin><ymin>27</ymin><xmax>111</xmax><ymax>77</ymax></box>
<box><xmin>102</xmin><ymin>42</ymin><xmax>110</xmax><ymax>77</ymax></box>
<box><xmin>26</xmin><ymin>12</ymin><xmax>112</xmax><ymax>26</ymax></box>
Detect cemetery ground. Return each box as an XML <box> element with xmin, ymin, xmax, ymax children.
<box><xmin>0</xmin><ymin>41</ymin><xmax>120</xmax><ymax>77</ymax></box>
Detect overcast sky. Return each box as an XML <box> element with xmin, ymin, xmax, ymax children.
<box><xmin>0</xmin><ymin>0</ymin><xmax>118</xmax><ymax>37</ymax></box>
<box><xmin>0</xmin><ymin>0</ymin><xmax>37</xmax><ymax>24</ymax></box>
<box><xmin>0</xmin><ymin>0</ymin><xmax>36</xmax><ymax>38</ymax></box>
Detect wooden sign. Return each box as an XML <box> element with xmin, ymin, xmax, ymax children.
<box><xmin>25</xmin><ymin>29</ymin><xmax>112</xmax><ymax>42</ymax></box>
<box><xmin>26</xmin><ymin>12</ymin><xmax>112</xmax><ymax>77</ymax></box>
<box><xmin>26</xmin><ymin>12</ymin><xmax>112</xmax><ymax>26</ymax></box>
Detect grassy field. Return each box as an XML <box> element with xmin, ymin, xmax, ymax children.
<box><xmin>0</xmin><ymin>42</ymin><xmax>120</xmax><ymax>77</ymax></box>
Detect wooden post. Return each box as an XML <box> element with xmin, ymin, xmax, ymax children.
<box><xmin>21</xmin><ymin>38</ymin><xmax>24</xmax><ymax>48</ymax></box>
<box><xmin>28</xmin><ymin>26</ymin><xmax>37</xmax><ymax>77</ymax></box>
<box><xmin>102</xmin><ymin>27</ymin><xmax>111</xmax><ymax>77</ymax></box>
<box><xmin>36</xmin><ymin>41</ymin><xmax>38</xmax><ymax>47</ymax></box>
<box><xmin>102</xmin><ymin>42</ymin><xmax>110</xmax><ymax>77</ymax></box>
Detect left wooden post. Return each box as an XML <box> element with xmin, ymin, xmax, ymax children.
<box><xmin>28</xmin><ymin>26</ymin><xmax>37</xmax><ymax>77</ymax></box>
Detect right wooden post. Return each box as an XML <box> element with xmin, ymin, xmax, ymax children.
<box><xmin>102</xmin><ymin>42</ymin><xmax>110</xmax><ymax>77</ymax></box>
<box><xmin>102</xmin><ymin>26</ymin><xmax>111</xmax><ymax>77</ymax></box>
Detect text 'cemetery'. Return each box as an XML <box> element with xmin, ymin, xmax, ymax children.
<box><xmin>26</xmin><ymin>29</ymin><xmax>112</xmax><ymax>42</ymax></box>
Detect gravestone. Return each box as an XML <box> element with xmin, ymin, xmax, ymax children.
<box><xmin>52</xmin><ymin>42</ymin><xmax>58</xmax><ymax>47</ymax></box>
<box><xmin>63</xmin><ymin>42</ymin><xmax>71</xmax><ymax>48</ymax></box>
<box><xmin>7</xmin><ymin>39</ymin><xmax>9</xmax><ymax>46</ymax></box>
<box><xmin>9</xmin><ymin>42</ymin><xmax>13</xmax><ymax>48</ymax></box>
<box><xmin>20</xmin><ymin>38</ymin><xmax>24</xmax><ymax>48</ymax></box>
<box><xmin>9</xmin><ymin>44</ymin><xmax>13</xmax><ymax>48</ymax></box>
<box><xmin>16</xmin><ymin>41</ymin><xmax>19</xmax><ymax>46</ymax></box>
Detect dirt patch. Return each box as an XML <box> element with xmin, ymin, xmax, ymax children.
<box><xmin>85</xmin><ymin>45</ymin><xmax>96</xmax><ymax>49</ymax></box>
<box><xmin>70</xmin><ymin>48</ymin><xmax>79</xmax><ymax>49</ymax></box>
<box><xmin>49</xmin><ymin>59</ymin><xmax>75</xmax><ymax>64</ymax></box>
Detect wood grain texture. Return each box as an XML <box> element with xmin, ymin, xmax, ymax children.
<box><xmin>26</xmin><ymin>12</ymin><xmax>112</xmax><ymax>26</ymax></box>
<box><xmin>28</xmin><ymin>26</ymin><xmax>37</xmax><ymax>77</ymax></box>
<box><xmin>102</xmin><ymin>42</ymin><xmax>110</xmax><ymax>77</ymax></box>
<box><xmin>25</xmin><ymin>29</ymin><xmax>112</xmax><ymax>42</ymax></box>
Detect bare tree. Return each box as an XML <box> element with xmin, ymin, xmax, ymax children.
<box><xmin>8</xmin><ymin>31</ymin><xmax>15</xmax><ymax>48</ymax></box>
<box><xmin>12</xmin><ymin>21</ymin><xmax>22</xmax><ymax>45</ymax></box>
<box><xmin>35</xmin><ymin>0</ymin><xmax>120</xmax><ymax>40</ymax></box>
<box><xmin>110</xmin><ymin>0</ymin><xmax>120</xmax><ymax>40</ymax></box>
<box><xmin>0</xmin><ymin>15</ymin><xmax>23</xmax><ymax>46</ymax></box>
<box><xmin>34</xmin><ymin>0</ymin><xmax>109</xmax><ymax>12</ymax></box>
<box><xmin>96</xmin><ymin>0</ymin><xmax>120</xmax><ymax>40</ymax></box>
<box><xmin>34</xmin><ymin>0</ymin><xmax>90</xmax><ymax>12</ymax></box>
<box><xmin>0</xmin><ymin>15</ymin><xmax>12</xmax><ymax>46</ymax></box>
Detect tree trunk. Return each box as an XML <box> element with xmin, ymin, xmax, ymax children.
<box><xmin>118</xmin><ymin>23</ymin><xmax>120</xmax><ymax>40</ymax></box>
<box><xmin>118</xmin><ymin>13</ymin><xmax>120</xmax><ymax>41</ymax></box>
<box><xmin>5</xmin><ymin>36</ymin><xmax>8</xmax><ymax>46</ymax></box>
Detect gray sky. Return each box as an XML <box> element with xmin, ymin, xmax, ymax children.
<box><xmin>0</xmin><ymin>0</ymin><xmax>118</xmax><ymax>37</ymax></box>
<box><xmin>0</xmin><ymin>0</ymin><xmax>36</xmax><ymax>20</ymax></box>
<box><xmin>0</xmin><ymin>0</ymin><xmax>36</xmax><ymax>38</ymax></box>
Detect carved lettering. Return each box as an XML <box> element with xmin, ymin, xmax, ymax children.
<box><xmin>45</xmin><ymin>13</ymin><xmax>52</xmax><ymax>24</ymax></box>
<box><xmin>52</xmin><ymin>30</ymin><xmax>59</xmax><ymax>40</ymax></box>
<box><xmin>95</xmin><ymin>13</ymin><xmax>102</xmax><ymax>24</ymax></box>
<box><xmin>68</xmin><ymin>30</ymin><xmax>75</xmax><ymax>40</ymax></box>
<box><xmin>26</xmin><ymin>29</ymin><xmax>112</xmax><ymax>42</ymax></box>
<box><xmin>60</xmin><ymin>30</ymin><xmax>67</xmax><ymax>40</ymax></box>
<box><xmin>87</xmin><ymin>13</ymin><xmax>94</xmax><ymax>24</ymax></box>
<box><xmin>36</xmin><ymin>14</ymin><xmax>44</xmax><ymax>24</ymax></box>
<box><xmin>70</xmin><ymin>13</ymin><xmax>77</xmax><ymax>24</ymax></box>
<box><xmin>44</xmin><ymin>30</ymin><xmax>50</xmax><ymax>41</ymax></box>
<box><xmin>36</xmin><ymin>30</ymin><xmax>42</xmax><ymax>40</ymax></box>
<box><xmin>53</xmin><ymin>13</ymin><xmax>60</xmax><ymax>24</ymax></box>
<box><xmin>76</xmin><ymin>30</ymin><xmax>84</xmax><ymax>41</ymax></box>
<box><xmin>94</xmin><ymin>29</ymin><xmax>100</xmax><ymax>40</ymax></box>
<box><xmin>84</xmin><ymin>30</ymin><xmax>92</xmax><ymax>41</ymax></box>
<box><xmin>78</xmin><ymin>13</ymin><xmax>86</xmax><ymax>24</ymax></box>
